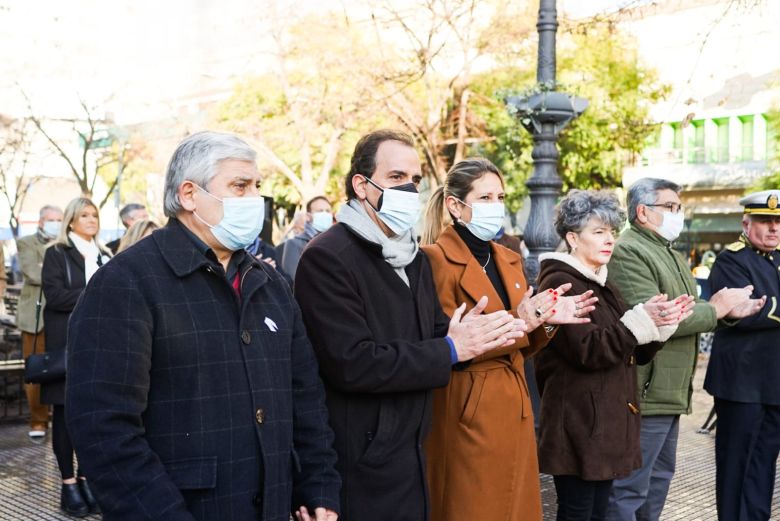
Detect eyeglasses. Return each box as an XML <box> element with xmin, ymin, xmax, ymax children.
<box><xmin>647</xmin><ymin>202</ymin><xmax>683</xmax><ymax>214</ymax></box>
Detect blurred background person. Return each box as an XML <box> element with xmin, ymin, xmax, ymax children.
<box><xmin>421</xmin><ymin>158</ymin><xmax>597</xmax><ymax>521</ymax></box>
<box><xmin>275</xmin><ymin>209</ymin><xmax>307</xmax><ymax>260</ymax></box>
<box><xmin>280</xmin><ymin>195</ymin><xmax>333</xmax><ymax>280</ymax></box>
<box><xmin>536</xmin><ymin>190</ymin><xmax>693</xmax><ymax>521</ymax></box>
<box><xmin>105</xmin><ymin>203</ymin><xmax>148</xmax><ymax>254</ymax></box>
<box><xmin>41</xmin><ymin>197</ymin><xmax>111</xmax><ymax>517</ymax></box>
<box><xmin>116</xmin><ymin>219</ymin><xmax>160</xmax><ymax>253</ymax></box>
<box><xmin>16</xmin><ymin>204</ymin><xmax>63</xmax><ymax>441</ymax></box>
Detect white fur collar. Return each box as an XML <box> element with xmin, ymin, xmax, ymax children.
<box><xmin>538</xmin><ymin>252</ymin><xmax>608</xmax><ymax>286</ymax></box>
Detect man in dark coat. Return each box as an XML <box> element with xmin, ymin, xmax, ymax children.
<box><xmin>294</xmin><ymin>129</ymin><xmax>524</xmax><ymax>521</ymax></box>
<box><xmin>705</xmin><ymin>189</ymin><xmax>780</xmax><ymax>521</ymax></box>
<box><xmin>66</xmin><ymin>131</ymin><xmax>340</xmax><ymax>521</ymax></box>
<box><xmin>106</xmin><ymin>203</ymin><xmax>148</xmax><ymax>254</ymax></box>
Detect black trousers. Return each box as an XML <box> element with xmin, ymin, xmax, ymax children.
<box><xmin>714</xmin><ymin>398</ymin><xmax>780</xmax><ymax>521</ymax></box>
<box><xmin>52</xmin><ymin>405</ymin><xmax>81</xmax><ymax>480</ymax></box>
<box><xmin>554</xmin><ymin>474</ymin><xmax>613</xmax><ymax>521</ymax></box>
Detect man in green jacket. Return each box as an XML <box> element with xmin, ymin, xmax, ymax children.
<box><xmin>605</xmin><ymin>178</ymin><xmax>763</xmax><ymax>521</ymax></box>
<box><xmin>16</xmin><ymin>204</ymin><xmax>63</xmax><ymax>440</ymax></box>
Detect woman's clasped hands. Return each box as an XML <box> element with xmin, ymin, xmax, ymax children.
<box><xmin>516</xmin><ymin>283</ymin><xmax>600</xmax><ymax>330</ymax></box>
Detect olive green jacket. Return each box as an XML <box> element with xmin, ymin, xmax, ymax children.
<box><xmin>15</xmin><ymin>231</ymin><xmax>48</xmax><ymax>333</ymax></box>
<box><xmin>608</xmin><ymin>224</ymin><xmax>717</xmax><ymax>416</ymax></box>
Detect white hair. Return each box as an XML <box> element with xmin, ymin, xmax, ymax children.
<box><xmin>163</xmin><ymin>131</ymin><xmax>257</xmax><ymax>217</ymax></box>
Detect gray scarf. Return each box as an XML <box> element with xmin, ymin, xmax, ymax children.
<box><xmin>337</xmin><ymin>200</ymin><xmax>419</xmax><ymax>286</ymax></box>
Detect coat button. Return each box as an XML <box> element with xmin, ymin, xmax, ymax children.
<box><xmin>252</xmin><ymin>492</ymin><xmax>262</xmax><ymax>507</ymax></box>
<box><xmin>241</xmin><ymin>330</ymin><xmax>251</xmax><ymax>344</ymax></box>
<box><xmin>255</xmin><ymin>408</ymin><xmax>265</xmax><ymax>424</ymax></box>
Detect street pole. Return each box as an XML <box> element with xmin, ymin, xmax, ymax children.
<box><xmin>506</xmin><ymin>0</ymin><xmax>587</xmax><ymax>282</ymax></box>
<box><xmin>505</xmin><ymin>0</ymin><xmax>588</xmax><ymax>429</ymax></box>
<box><xmin>525</xmin><ymin>0</ymin><xmax>561</xmax><ymax>283</ymax></box>
<box><xmin>115</xmin><ymin>143</ymin><xmax>124</xmax><ymax>240</ymax></box>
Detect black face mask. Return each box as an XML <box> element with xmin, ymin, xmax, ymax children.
<box><xmin>364</xmin><ymin>176</ymin><xmax>418</xmax><ymax>211</ymax></box>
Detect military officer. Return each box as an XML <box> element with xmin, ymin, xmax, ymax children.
<box><xmin>705</xmin><ymin>189</ymin><xmax>779</xmax><ymax>521</ymax></box>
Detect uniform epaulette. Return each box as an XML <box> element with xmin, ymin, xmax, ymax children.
<box><xmin>726</xmin><ymin>241</ymin><xmax>745</xmax><ymax>252</ymax></box>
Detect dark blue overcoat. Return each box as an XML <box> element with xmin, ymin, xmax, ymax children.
<box><xmin>705</xmin><ymin>239</ymin><xmax>780</xmax><ymax>403</ymax></box>
<box><xmin>66</xmin><ymin>219</ymin><xmax>340</xmax><ymax>521</ymax></box>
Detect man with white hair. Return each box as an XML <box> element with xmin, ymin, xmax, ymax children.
<box><xmin>66</xmin><ymin>131</ymin><xmax>340</xmax><ymax>521</ymax></box>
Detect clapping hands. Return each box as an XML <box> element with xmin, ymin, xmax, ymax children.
<box><xmin>643</xmin><ymin>294</ymin><xmax>696</xmax><ymax>326</ymax></box>
<box><xmin>516</xmin><ymin>283</ymin><xmax>599</xmax><ymax>330</ymax></box>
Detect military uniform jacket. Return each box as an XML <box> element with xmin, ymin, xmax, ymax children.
<box><xmin>704</xmin><ymin>237</ymin><xmax>780</xmax><ymax>404</ymax></box>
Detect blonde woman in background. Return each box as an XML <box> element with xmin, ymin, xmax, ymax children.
<box><xmin>41</xmin><ymin>197</ymin><xmax>111</xmax><ymax>517</ymax></box>
<box><xmin>117</xmin><ymin>219</ymin><xmax>160</xmax><ymax>253</ymax></box>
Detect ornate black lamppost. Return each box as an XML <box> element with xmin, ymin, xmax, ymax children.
<box><xmin>506</xmin><ymin>0</ymin><xmax>588</xmax><ymax>282</ymax></box>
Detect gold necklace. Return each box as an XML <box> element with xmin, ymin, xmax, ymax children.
<box><xmin>481</xmin><ymin>252</ymin><xmax>491</xmax><ymax>272</ymax></box>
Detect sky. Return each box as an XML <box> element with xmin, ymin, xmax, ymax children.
<box><xmin>0</xmin><ymin>0</ymin><xmax>639</xmax><ymax>123</ymax></box>
<box><xmin>558</xmin><ymin>0</ymin><xmax>655</xmax><ymax>18</ymax></box>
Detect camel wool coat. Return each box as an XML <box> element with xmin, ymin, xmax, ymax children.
<box><xmin>422</xmin><ymin>226</ymin><xmax>554</xmax><ymax>521</ymax></box>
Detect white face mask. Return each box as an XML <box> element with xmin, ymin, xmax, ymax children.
<box><xmin>652</xmin><ymin>208</ymin><xmax>685</xmax><ymax>242</ymax></box>
<box><xmin>194</xmin><ymin>186</ymin><xmax>266</xmax><ymax>251</ymax></box>
<box><xmin>311</xmin><ymin>211</ymin><xmax>333</xmax><ymax>233</ymax></box>
<box><xmin>458</xmin><ymin>200</ymin><xmax>506</xmax><ymax>241</ymax></box>
<box><xmin>364</xmin><ymin>177</ymin><xmax>421</xmax><ymax>235</ymax></box>
<box><xmin>42</xmin><ymin>221</ymin><xmax>61</xmax><ymax>238</ymax></box>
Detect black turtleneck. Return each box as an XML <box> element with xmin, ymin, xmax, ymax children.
<box><xmin>453</xmin><ymin>222</ymin><xmax>510</xmax><ymax>310</ymax></box>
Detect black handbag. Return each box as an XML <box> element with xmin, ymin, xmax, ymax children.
<box><xmin>24</xmin><ymin>268</ymin><xmax>67</xmax><ymax>384</ymax></box>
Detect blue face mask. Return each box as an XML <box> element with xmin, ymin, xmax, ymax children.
<box><xmin>364</xmin><ymin>177</ymin><xmax>421</xmax><ymax>235</ymax></box>
<box><xmin>194</xmin><ymin>186</ymin><xmax>265</xmax><ymax>251</ymax></box>
<box><xmin>311</xmin><ymin>211</ymin><xmax>333</xmax><ymax>233</ymax></box>
<box><xmin>42</xmin><ymin>221</ymin><xmax>61</xmax><ymax>238</ymax></box>
<box><xmin>458</xmin><ymin>200</ymin><xmax>505</xmax><ymax>242</ymax></box>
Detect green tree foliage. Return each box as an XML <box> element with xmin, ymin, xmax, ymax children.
<box><xmin>468</xmin><ymin>22</ymin><xmax>669</xmax><ymax>212</ymax></box>
<box><xmin>217</xmin><ymin>3</ymin><xmax>667</xmax><ymax>216</ymax></box>
<box><xmin>216</xmin><ymin>10</ymin><xmax>388</xmax><ymax>209</ymax></box>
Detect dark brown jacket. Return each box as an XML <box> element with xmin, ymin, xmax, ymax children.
<box><xmin>535</xmin><ymin>254</ymin><xmax>662</xmax><ymax>481</ymax></box>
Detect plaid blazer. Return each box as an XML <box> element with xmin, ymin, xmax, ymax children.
<box><xmin>66</xmin><ymin>219</ymin><xmax>340</xmax><ymax>521</ymax></box>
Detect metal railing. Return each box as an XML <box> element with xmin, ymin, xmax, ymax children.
<box><xmin>641</xmin><ymin>145</ymin><xmax>756</xmax><ymax>166</ymax></box>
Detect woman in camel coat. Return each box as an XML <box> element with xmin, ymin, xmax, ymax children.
<box><xmin>420</xmin><ymin>158</ymin><xmax>597</xmax><ymax>521</ymax></box>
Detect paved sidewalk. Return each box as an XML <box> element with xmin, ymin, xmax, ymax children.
<box><xmin>1</xmin><ymin>358</ymin><xmax>778</xmax><ymax>520</ymax></box>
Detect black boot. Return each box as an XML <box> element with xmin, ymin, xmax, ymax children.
<box><xmin>60</xmin><ymin>482</ymin><xmax>89</xmax><ymax>517</ymax></box>
<box><xmin>78</xmin><ymin>479</ymin><xmax>101</xmax><ymax>514</ymax></box>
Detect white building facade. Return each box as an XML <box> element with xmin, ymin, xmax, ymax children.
<box><xmin>611</xmin><ymin>0</ymin><xmax>779</xmax><ymax>250</ymax></box>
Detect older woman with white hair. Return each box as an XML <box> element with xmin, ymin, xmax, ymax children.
<box><xmin>534</xmin><ymin>189</ymin><xmax>695</xmax><ymax>521</ymax></box>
